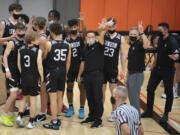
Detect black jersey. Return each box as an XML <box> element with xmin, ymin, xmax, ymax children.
<box><xmin>2</xmin><ymin>19</ymin><xmax>15</xmax><ymax>54</ymax></box>
<box><xmin>66</xmin><ymin>34</ymin><xmax>84</xmax><ymax>71</ymax></box>
<box><xmin>45</xmin><ymin>40</ymin><xmax>69</xmax><ymax>71</ymax></box>
<box><xmin>104</xmin><ymin>32</ymin><xmax>121</xmax><ymax>71</ymax></box>
<box><xmin>8</xmin><ymin>38</ymin><xmax>25</xmax><ymax>72</ymax></box>
<box><xmin>19</xmin><ymin>45</ymin><xmax>39</xmax><ymax>76</ymax></box>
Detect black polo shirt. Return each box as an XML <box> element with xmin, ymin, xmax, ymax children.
<box><xmin>128</xmin><ymin>40</ymin><xmax>145</xmax><ymax>72</ymax></box>
<box><xmin>156</xmin><ymin>35</ymin><xmax>179</xmax><ymax>69</ymax></box>
<box><xmin>82</xmin><ymin>42</ymin><xmax>104</xmax><ymax>73</ymax></box>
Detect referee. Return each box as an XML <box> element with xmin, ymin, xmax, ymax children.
<box><xmin>112</xmin><ymin>86</ymin><xmax>144</xmax><ymax>135</ymax></box>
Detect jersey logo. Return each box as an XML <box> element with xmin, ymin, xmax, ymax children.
<box><xmin>164</xmin><ymin>44</ymin><xmax>167</xmax><ymax>48</ymax></box>
<box><xmin>104</xmin><ymin>41</ymin><xmax>118</xmax><ymax>48</ymax></box>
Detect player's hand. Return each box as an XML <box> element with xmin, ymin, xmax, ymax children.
<box><xmin>79</xmin><ymin>13</ymin><xmax>85</xmax><ymax>21</ymax></box>
<box><xmin>138</xmin><ymin>20</ymin><xmax>144</xmax><ymax>34</ymax></box>
<box><xmin>77</xmin><ymin>76</ymin><xmax>81</xmax><ymax>83</ymax></box>
<box><xmin>106</xmin><ymin>19</ymin><xmax>114</xmax><ymax>27</ymax></box>
<box><xmin>120</xmin><ymin>71</ymin><xmax>125</xmax><ymax>80</ymax></box>
<box><xmin>98</xmin><ymin>18</ymin><xmax>107</xmax><ymax>30</ymax></box>
<box><xmin>6</xmin><ymin>71</ymin><xmax>12</xmax><ymax>79</ymax></box>
<box><xmin>9</xmin><ymin>33</ymin><xmax>17</xmax><ymax>40</ymax></box>
<box><xmin>30</xmin><ymin>15</ymin><xmax>35</xmax><ymax>25</ymax></box>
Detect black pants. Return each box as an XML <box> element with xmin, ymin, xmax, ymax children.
<box><xmin>146</xmin><ymin>67</ymin><xmax>175</xmax><ymax>113</ymax></box>
<box><xmin>84</xmin><ymin>71</ymin><xmax>104</xmax><ymax>122</ymax></box>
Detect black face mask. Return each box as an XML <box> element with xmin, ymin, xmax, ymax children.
<box><xmin>18</xmin><ymin>34</ymin><xmax>25</xmax><ymax>38</ymax></box>
<box><xmin>110</xmin><ymin>96</ymin><xmax>116</xmax><ymax>105</ymax></box>
<box><xmin>32</xmin><ymin>27</ymin><xmax>37</xmax><ymax>32</ymax></box>
<box><xmin>157</xmin><ymin>31</ymin><xmax>163</xmax><ymax>38</ymax></box>
<box><xmin>70</xmin><ymin>30</ymin><xmax>78</xmax><ymax>35</ymax></box>
<box><xmin>108</xmin><ymin>30</ymin><xmax>116</xmax><ymax>34</ymax></box>
<box><xmin>130</xmin><ymin>36</ymin><xmax>137</xmax><ymax>42</ymax></box>
<box><xmin>13</xmin><ymin>14</ymin><xmax>20</xmax><ymax>20</ymax></box>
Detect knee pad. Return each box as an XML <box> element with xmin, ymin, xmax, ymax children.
<box><xmin>67</xmin><ymin>89</ymin><xmax>73</xmax><ymax>93</ymax></box>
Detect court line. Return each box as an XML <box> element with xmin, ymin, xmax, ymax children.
<box><xmin>140</xmin><ymin>92</ymin><xmax>180</xmax><ymax>125</ymax></box>
<box><xmin>60</xmin><ymin>118</ymin><xmax>168</xmax><ymax>134</ymax></box>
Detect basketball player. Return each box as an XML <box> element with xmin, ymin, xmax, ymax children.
<box><xmin>16</xmin><ymin>31</ymin><xmax>43</xmax><ymax>129</ymax></box>
<box><xmin>102</xmin><ymin>18</ymin><xmax>126</xmax><ymax>122</ymax></box>
<box><xmin>0</xmin><ymin>23</ymin><xmax>26</xmax><ymax>127</ymax></box>
<box><xmin>65</xmin><ymin>16</ymin><xmax>86</xmax><ymax>119</ymax></box>
<box><xmin>31</xmin><ymin>17</ymin><xmax>49</xmax><ymax>122</ymax></box>
<box><xmin>43</xmin><ymin>23</ymin><xmax>71</xmax><ymax>130</ymax></box>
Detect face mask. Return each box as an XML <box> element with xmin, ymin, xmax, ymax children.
<box><xmin>49</xmin><ymin>20</ymin><xmax>54</xmax><ymax>25</ymax></box>
<box><xmin>32</xmin><ymin>27</ymin><xmax>37</xmax><ymax>32</ymax></box>
<box><xmin>108</xmin><ymin>30</ymin><xmax>116</xmax><ymax>34</ymax></box>
<box><xmin>18</xmin><ymin>34</ymin><xmax>25</xmax><ymax>38</ymax></box>
<box><xmin>87</xmin><ymin>39</ymin><xmax>95</xmax><ymax>45</ymax></box>
<box><xmin>157</xmin><ymin>31</ymin><xmax>163</xmax><ymax>38</ymax></box>
<box><xmin>70</xmin><ymin>30</ymin><xmax>78</xmax><ymax>35</ymax></box>
<box><xmin>130</xmin><ymin>36</ymin><xmax>137</xmax><ymax>42</ymax></box>
<box><xmin>13</xmin><ymin>14</ymin><xmax>20</xmax><ymax>20</ymax></box>
<box><xmin>110</xmin><ymin>96</ymin><xmax>116</xmax><ymax>105</ymax></box>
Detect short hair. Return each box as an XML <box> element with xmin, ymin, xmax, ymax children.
<box><xmin>20</xmin><ymin>14</ymin><xmax>29</xmax><ymax>24</ymax></box>
<box><xmin>129</xmin><ymin>26</ymin><xmax>138</xmax><ymax>31</ymax></box>
<box><xmin>158</xmin><ymin>22</ymin><xmax>170</xmax><ymax>31</ymax></box>
<box><xmin>25</xmin><ymin>31</ymin><xmax>39</xmax><ymax>44</ymax></box>
<box><xmin>14</xmin><ymin>23</ymin><xmax>26</xmax><ymax>30</ymax></box>
<box><xmin>49</xmin><ymin>23</ymin><xmax>62</xmax><ymax>35</ymax></box>
<box><xmin>68</xmin><ymin>19</ymin><xmax>79</xmax><ymax>27</ymax></box>
<box><xmin>86</xmin><ymin>31</ymin><xmax>96</xmax><ymax>36</ymax></box>
<box><xmin>33</xmin><ymin>17</ymin><xmax>46</xmax><ymax>30</ymax></box>
<box><xmin>107</xmin><ymin>17</ymin><xmax>117</xmax><ymax>25</ymax></box>
<box><xmin>113</xmin><ymin>86</ymin><xmax>128</xmax><ymax>101</ymax></box>
<box><xmin>9</xmin><ymin>3</ymin><xmax>23</xmax><ymax>12</ymax></box>
<box><xmin>49</xmin><ymin>10</ymin><xmax>60</xmax><ymax>21</ymax></box>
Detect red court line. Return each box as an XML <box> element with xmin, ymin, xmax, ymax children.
<box><xmin>140</xmin><ymin>92</ymin><xmax>180</xmax><ymax>124</ymax></box>
<box><xmin>61</xmin><ymin>118</ymin><xmax>168</xmax><ymax>134</ymax></box>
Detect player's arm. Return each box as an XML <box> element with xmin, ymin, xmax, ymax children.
<box><xmin>39</xmin><ymin>36</ymin><xmax>47</xmax><ymax>55</ymax></box>
<box><xmin>119</xmin><ymin>36</ymin><xmax>126</xmax><ymax>79</ymax></box>
<box><xmin>37</xmin><ymin>49</ymin><xmax>44</xmax><ymax>83</ymax></box>
<box><xmin>96</xmin><ymin>19</ymin><xmax>106</xmax><ymax>45</ymax></box>
<box><xmin>138</xmin><ymin>21</ymin><xmax>150</xmax><ymax>49</ymax></box>
<box><xmin>3</xmin><ymin>41</ymin><xmax>14</xmax><ymax>78</ymax></box>
<box><xmin>120</xmin><ymin>123</ymin><xmax>130</xmax><ymax>135</ymax></box>
<box><xmin>0</xmin><ymin>21</ymin><xmax>16</xmax><ymax>44</ymax></box>
<box><xmin>26</xmin><ymin>16</ymin><xmax>35</xmax><ymax>34</ymax></box>
<box><xmin>138</xmin><ymin>124</ymin><xmax>144</xmax><ymax>135</ymax></box>
<box><xmin>43</xmin><ymin>41</ymin><xmax>51</xmax><ymax>59</ymax></box>
<box><xmin>17</xmin><ymin>50</ymin><xmax>21</xmax><ymax>73</ymax></box>
<box><xmin>79</xmin><ymin>13</ymin><xmax>87</xmax><ymax>39</ymax></box>
<box><xmin>66</xmin><ymin>45</ymin><xmax>71</xmax><ymax>75</ymax></box>
<box><xmin>77</xmin><ymin>61</ymin><xmax>85</xmax><ymax>83</ymax></box>
<box><xmin>168</xmin><ymin>39</ymin><xmax>179</xmax><ymax>61</ymax></box>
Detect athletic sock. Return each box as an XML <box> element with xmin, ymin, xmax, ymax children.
<box><xmin>80</xmin><ymin>106</ymin><xmax>84</xmax><ymax>109</ymax></box>
<box><xmin>26</xmin><ymin>106</ymin><xmax>30</xmax><ymax>110</ymax></box>
<box><xmin>29</xmin><ymin>117</ymin><xmax>34</xmax><ymax>123</ymax></box>
<box><xmin>39</xmin><ymin>112</ymin><xmax>46</xmax><ymax>115</ymax></box>
<box><xmin>57</xmin><ymin>115</ymin><xmax>61</xmax><ymax>120</ymax></box>
<box><xmin>52</xmin><ymin>119</ymin><xmax>57</xmax><ymax>124</ymax></box>
<box><xmin>69</xmin><ymin>104</ymin><xmax>73</xmax><ymax>107</ymax></box>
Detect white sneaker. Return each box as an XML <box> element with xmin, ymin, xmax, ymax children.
<box><xmin>27</xmin><ymin>122</ymin><xmax>35</xmax><ymax>129</ymax></box>
<box><xmin>108</xmin><ymin>112</ymin><xmax>115</xmax><ymax>122</ymax></box>
<box><xmin>16</xmin><ymin>116</ymin><xmax>24</xmax><ymax>127</ymax></box>
<box><xmin>161</xmin><ymin>93</ymin><xmax>166</xmax><ymax>99</ymax></box>
<box><xmin>174</xmin><ymin>87</ymin><xmax>179</xmax><ymax>99</ymax></box>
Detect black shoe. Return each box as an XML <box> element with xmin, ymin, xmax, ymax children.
<box><xmin>141</xmin><ymin>110</ymin><xmax>152</xmax><ymax>118</ymax></box>
<box><xmin>57</xmin><ymin>119</ymin><xmax>61</xmax><ymax>126</ymax></box>
<box><xmin>90</xmin><ymin>121</ymin><xmax>102</xmax><ymax>128</ymax></box>
<box><xmin>34</xmin><ymin>114</ymin><xmax>46</xmax><ymax>122</ymax></box>
<box><xmin>21</xmin><ymin>109</ymin><xmax>30</xmax><ymax>117</ymax></box>
<box><xmin>80</xmin><ymin>117</ymin><xmax>94</xmax><ymax>124</ymax></box>
<box><xmin>159</xmin><ymin>114</ymin><xmax>168</xmax><ymax>123</ymax></box>
<box><xmin>43</xmin><ymin>120</ymin><xmax>59</xmax><ymax>130</ymax></box>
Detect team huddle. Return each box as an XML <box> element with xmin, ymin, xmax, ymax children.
<box><xmin>0</xmin><ymin>2</ymin><xmax>179</xmax><ymax>135</ymax></box>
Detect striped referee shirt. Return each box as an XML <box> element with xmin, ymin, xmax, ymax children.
<box><xmin>113</xmin><ymin>103</ymin><xmax>140</xmax><ymax>135</ymax></box>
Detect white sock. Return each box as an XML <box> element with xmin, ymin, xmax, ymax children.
<box><xmin>26</xmin><ymin>107</ymin><xmax>30</xmax><ymax>110</ymax></box>
<box><xmin>39</xmin><ymin>112</ymin><xmax>45</xmax><ymax>115</ymax></box>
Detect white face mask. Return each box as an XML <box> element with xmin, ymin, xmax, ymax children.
<box><xmin>49</xmin><ymin>20</ymin><xmax>54</xmax><ymax>25</ymax></box>
<box><xmin>87</xmin><ymin>39</ymin><xmax>95</xmax><ymax>45</ymax></box>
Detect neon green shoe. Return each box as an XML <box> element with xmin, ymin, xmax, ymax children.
<box><xmin>7</xmin><ymin>114</ymin><xmax>17</xmax><ymax>122</ymax></box>
<box><xmin>0</xmin><ymin>115</ymin><xmax>14</xmax><ymax>127</ymax></box>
